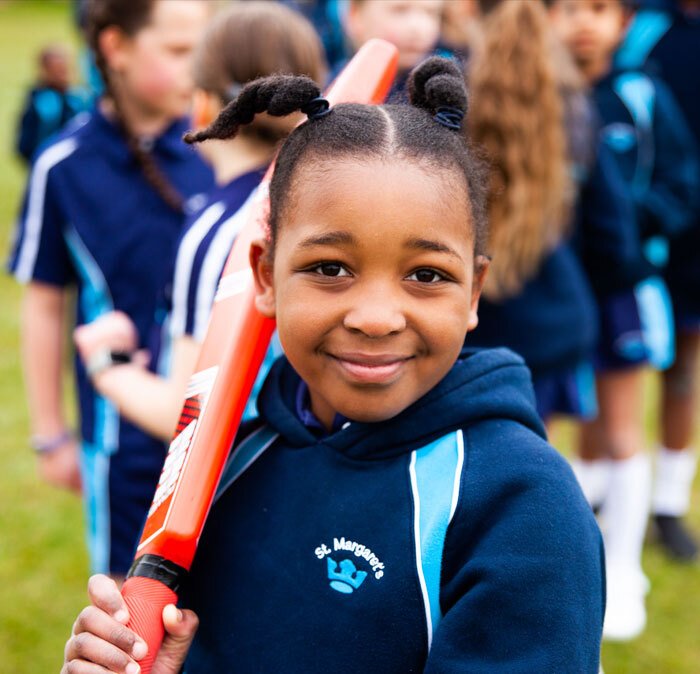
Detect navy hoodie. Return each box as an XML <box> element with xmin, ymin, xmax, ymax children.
<box><xmin>593</xmin><ymin>68</ymin><xmax>699</xmax><ymax>265</ymax></box>
<box><xmin>181</xmin><ymin>348</ymin><xmax>605</xmax><ymax>673</ymax></box>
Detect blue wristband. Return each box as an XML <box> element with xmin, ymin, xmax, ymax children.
<box><xmin>31</xmin><ymin>429</ymin><xmax>73</xmax><ymax>454</ymax></box>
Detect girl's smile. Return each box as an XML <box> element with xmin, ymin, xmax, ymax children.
<box><xmin>253</xmin><ymin>157</ymin><xmax>488</xmax><ymax>430</ymax></box>
<box><xmin>326</xmin><ymin>351</ymin><xmax>414</xmax><ymax>385</ymax></box>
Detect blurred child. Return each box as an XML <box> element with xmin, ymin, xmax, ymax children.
<box><xmin>15</xmin><ymin>44</ymin><xmax>88</xmax><ymax>164</ymax></box>
<box><xmin>615</xmin><ymin>0</ymin><xmax>700</xmax><ymax>562</ymax></box>
<box><xmin>341</xmin><ymin>0</ymin><xmax>447</xmax><ymax>96</ymax></box>
<box><xmin>551</xmin><ymin>0</ymin><xmax>700</xmax><ymax>639</ymax></box>
<box><xmin>62</xmin><ymin>58</ymin><xmax>604</xmax><ymax>674</ymax></box>
<box><xmin>465</xmin><ymin>0</ymin><xmax>601</xmax><ymax>426</ymax></box>
<box><xmin>7</xmin><ymin>0</ymin><xmax>213</xmax><ymax>577</ymax></box>
<box><xmin>73</xmin><ymin>1</ymin><xmax>326</xmax><ymax>441</ymax></box>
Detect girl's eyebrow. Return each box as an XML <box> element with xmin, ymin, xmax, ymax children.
<box><xmin>404</xmin><ymin>237</ymin><xmax>463</xmax><ymax>261</ymax></box>
<box><xmin>297</xmin><ymin>230</ymin><xmax>356</xmax><ymax>248</ymax></box>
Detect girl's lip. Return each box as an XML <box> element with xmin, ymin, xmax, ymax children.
<box><xmin>329</xmin><ymin>353</ymin><xmax>413</xmax><ymax>384</ymax></box>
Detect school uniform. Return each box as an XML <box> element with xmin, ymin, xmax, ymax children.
<box><xmin>181</xmin><ymin>347</ymin><xmax>605</xmax><ymax>673</ymax></box>
<box><xmin>154</xmin><ymin>167</ymin><xmax>282</xmax><ymax>421</ymax></box>
<box><xmin>616</xmin><ymin>0</ymin><xmax>700</xmax><ymax>326</ymax></box>
<box><xmin>469</xmin><ymin>243</ymin><xmax>599</xmax><ymax>422</ymax></box>
<box><xmin>7</xmin><ymin>107</ymin><xmax>214</xmax><ymax>574</ymax></box>
<box><xmin>591</xmin><ymin>67</ymin><xmax>699</xmax><ymax>370</ymax></box>
<box><xmin>469</xmin><ymin>98</ymin><xmax>643</xmax><ymax>420</ymax></box>
<box><xmin>15</xmin><ymin>83</ymin><xmax>88</xmax><ymax>164</ymax></box>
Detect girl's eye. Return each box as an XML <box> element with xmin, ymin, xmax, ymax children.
<box><xmin>312</xmin><ymin>262</ymin><xmax>350</xmax><ymax>277</ymax></box>
<box><xmin>407</xmin><ymin>268</ymin><xmax>446</xmax><ymax>284</ymax></box>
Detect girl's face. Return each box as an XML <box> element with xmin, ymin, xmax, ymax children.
<box><xmin>549</xmin><ymin>0</ymin><xmax>628</xmax><ymax>71</ymax></box>
<box><xmin>107</xmin><ymin>0</ymin><xmax>209</xmax><ymax>120</ymax></box>
<box><xmin>346</xmin><ymin>0</ymin><xmax>445</xmax><ymax>72</ymax></box>
<box><xmin>253</xmin><ymin>158</ymin><xmax>487</xmax><ymax>429</ymax></box>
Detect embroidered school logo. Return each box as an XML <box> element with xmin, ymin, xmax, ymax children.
<box><xmin>315</xmin><ymin>537</ymin><xmax>385</xmax><ymax>594</ymax></box>
<box><xmin>327</xmin><ymin>558</ymin><xmax>367</xmax><ymax>594</ymax></box>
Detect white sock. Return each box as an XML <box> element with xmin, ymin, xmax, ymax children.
<box><xmin>599</xmin><ymin>453</ymin><xmax>651</xmax><ymax>571</ymax></box>
<box><xmin>652</xmin><ymin>447</ymin><xmax>697</xmax><ymax>517</ymax></box>
<box><xmin>570</xmin><ymin>458</ymin><xmax>612</xmax><ymax>507</ymax></box>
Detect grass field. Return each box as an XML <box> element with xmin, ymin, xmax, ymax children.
<box><xmin>0</xmin><ymin>2</ymin><xmax>698</xmax><ymax>672</ymax></box>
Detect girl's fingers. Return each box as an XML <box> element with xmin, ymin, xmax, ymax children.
<box><xmin>72</xmin><ymin>605</ymin><xmax>147</xmax><ymax>660</ymax></box>
<box><xmin>151</xmin><ymin>605</ymin><xmax>199</xmax><ymax>674</ymax></box>
<box><xmin>64</xmin><ymin>630</ymin><xmax>141</xmax><ymax>674</ymax></box>
<box><xmin>86</xmin><ymin>575</ymin><xmax>129</xmax><ymax>623</ymax></box>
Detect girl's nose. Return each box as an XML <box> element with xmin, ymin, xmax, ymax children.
<box><xmin>342</xmin><ymin>288</ymin><xmax>407</xmax><ymax>338</ymax></box>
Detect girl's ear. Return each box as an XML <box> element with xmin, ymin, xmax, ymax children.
<box><xmin>467</xmin><ymin>255</ymin><xmax>490</xmax><ymax>332</ymax></box>
<box><xmin>250</xmin><ymin>239</ymin><xmax>276</xmax><ymax>318</ymax></box>
<box><xmin>192</xmin><ymin>89</ymin><xmax>220</xmax><ymax>130</ymax></box>
<box><xmin>98</xmin><ymin>26</ymin><xmax>130</xmax><ymax>72</ymax></box>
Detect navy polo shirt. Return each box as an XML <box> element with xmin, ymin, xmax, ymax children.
<box><xmin>8</xmin><ymin>106</ymin><xmax>214</xmax><ymax>453</ymax></box>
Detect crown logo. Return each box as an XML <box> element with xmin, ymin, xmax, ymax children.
<box><xmin>327</xmin><ymin>557</ymin><xmax>368</xmax><ymax>594</ymax></box>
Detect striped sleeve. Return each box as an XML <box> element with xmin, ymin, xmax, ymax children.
<box><xmin>169</xmin><ymin>194</ymin><xmax>254</xmax><ymax>342</ymax></box>
<box><xmin>8</xmin><ymin>137</ymin><xmax>78</xmax><ymax>286</ymax></box>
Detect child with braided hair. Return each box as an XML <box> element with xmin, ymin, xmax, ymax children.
<box><xmin>7</xmin><ymin>0</ymin><xmax>213</xmax><ymax>577</ymax></box>
<box><xmin>62</xmin><ymin>57</ymin><xmax>604</xmax><ymax>674</ymax></box>
<box><xmin>72</xmin><ymin>1</ymin><xmax>326</xmax><ymax>442</ymax></box>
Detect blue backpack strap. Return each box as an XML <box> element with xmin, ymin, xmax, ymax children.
<box><xmin>215</xmin><ymin>425</ymin><xmax>279</xmax><ymax>502</ymax></box>
<box><xmin>611</xmin><ymin>71</ymin><xmax>657</xmax><ymax>192</ymax></box>
<box><xmin>615</xmin><ymin>9</ymin><xmax>672</xmax><ymax>70</ymax></box>
<box><xmin>408</xmin><ymin>429</ymin><xmax>465</xmax><ymax>651</ymax></box>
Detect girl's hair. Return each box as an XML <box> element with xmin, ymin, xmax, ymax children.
<box><xmin>468</xmin><ymin>0</ymin><xmax>573</xmax><ymax>300</ymax></box>
<box><xmin>185</xmin><ymin>57</ymin><xmax>488</xmax><ymax>256</ymax></box>
<box><xmin>193</xmin><ymin>2</ymin><xmax>326</xmax><ymax>115</ymax></box>
<box><xmin>85</xmin><ymin>0</ymin><xmax>185</xmax><ymax>212</ymax></box>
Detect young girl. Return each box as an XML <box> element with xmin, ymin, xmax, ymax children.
<box><xmin>72</xmin><ymin>1</ymin><xmax>326</xmax><ymax>442</ymax></box>
<box><xmin>7</xmin><ymin>0</ymin><xmax>213</xmax><ymax>576</ymax></box>
<box><xmin>463</xmin><ymin>0</ymin><xmax>601</xmax><ymax>424</ymax></box>
<box><xmin>550</xmin><ymin>0</ymin><xmax>699</xmax><ymax>640</ymax></box>
<box><xmin>615</xmin><ymin>0</ymin><xmax>700</xmax><ymax>562</ymax></box>
<box><xmin>62</xmin><ymin>58</ymin><xmax>604</xmax><ymax>674</ymax></box>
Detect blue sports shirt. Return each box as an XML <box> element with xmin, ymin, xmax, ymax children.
<box><xmin>8</xmin><ymin>106</ymin><xmax>214</xmax><ymax>453</ymax></box>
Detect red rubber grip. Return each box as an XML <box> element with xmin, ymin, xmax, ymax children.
<box><xmin>122</xmin><ymin>576</ymin><xmax>178</xmax><ymax>674</ymax></box>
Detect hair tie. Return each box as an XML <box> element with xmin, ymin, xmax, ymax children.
<box><xmin>434</xmin><ymin>106</ymin><xmax>464</xmax><ymax>131</ymax></box>
<box><xmin>301</xmin><ymin>96</ymin><xmax>331</xmax><ymax>120</ymax></box>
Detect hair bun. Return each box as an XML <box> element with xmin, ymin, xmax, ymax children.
<box><xmin>408</xmin><ymin>57</ymin><xmax>467</xmax><ymax>118</ymax></box>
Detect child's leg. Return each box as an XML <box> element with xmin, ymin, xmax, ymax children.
<box><xmin>583</xmin><ymin>368</ymin><xmax>650</xmax><ymax>641</ymax></box>
<box><xmin>575</xmin><ymin>422</ymin><xmax>612</xmax><ymax>509</ymax></box>
<box><xmin>656</xmin><ymin>329</ymin><xmax>700</xmax><ymax>560</ymax></box>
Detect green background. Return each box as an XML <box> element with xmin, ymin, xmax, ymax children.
<box><xmin>0</xmin><ymin>1</ymin><xmax>698</xmax><ymax>672</ymax></box>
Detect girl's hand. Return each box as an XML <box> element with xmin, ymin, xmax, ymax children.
<box><xmin>38</xmin><ymin>438</ymin><xmax>81</xmax><ymax>492</ymax></box>
<box><xmin>74</xmin><ymin>311</ymin><xmax>139</xmax><ymax>364</ymax></box>
<box><xmin>62</xmin><ymin>575</ymin><xmax>198</xmax><ymax>674</ymax></box>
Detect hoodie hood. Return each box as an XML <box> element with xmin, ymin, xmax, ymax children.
<box><xmin>256</xmin><ymin>347</ymin><xmax>545</xmax><ymax>460</ymax></box>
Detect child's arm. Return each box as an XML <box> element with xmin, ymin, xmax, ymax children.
<box><xmin>578</xmin><ymin>143</ymin><xmax>647</xmax><ymax>294</ymax></box>
<box><xmin>637</xmin><ymin>80</ymin><xmax>700</xmax><ymax>240</ymax></box>
<box><xmin>424</xmin><ymin>425</ymin><xmax>604</xmax><ymax>673</ymax></box>
<box><xmin>61</xmin><ymin>574</ymin><xmax>198</xmax><ymax>674</ymax></box>
<box><xmin>73</xmin><ymin>313</ymin><xmax>200</xmax><ymax>441</ymax></box>
<box><xmin>95</xmin><ymin>337</ymin><xmax>199</xmax><ymax>441</ymax></box>
<box><xmin>16</xmin><ymin>90</ymin><xmax>39</xmax><ymax>164</ymax></box>
<box><xmin>21</xmin><ymin>281</ymin><xmax>80</xmax><ymax>491</ymax></box>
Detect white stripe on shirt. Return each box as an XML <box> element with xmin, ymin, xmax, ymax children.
<box><xmin>169</xmin><ymin>201</ymin><xmax>227</xmax><ymax>338</ymax></box>
<box><xmin>15</xmin><ymin>138</ymin><xmax>78</xmax><ymax>283</ymax></box>
<box><xmin>191</xmin><ymin>193</ymin><xmax>255</xmax><ymax>341</ymax></box>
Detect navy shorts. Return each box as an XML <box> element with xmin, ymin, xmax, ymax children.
<box><xmin>595</xmin><ymin>276</ymin><xmax>675</xmax><ymax>372</ymax></box>
<box><xmin>532</xmin><ymin>361</ymin><xmax>598</xmax><ymax>422</ymax></box>
<box><xmin>80</xmin><ymin>440</ymin><xmax>166</xmax><ymax>575</ymax></box>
